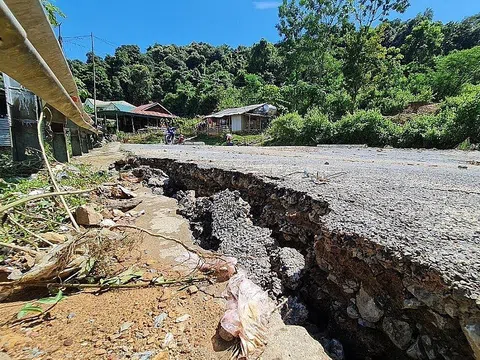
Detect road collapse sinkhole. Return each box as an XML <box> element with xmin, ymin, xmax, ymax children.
<box><xmin>115</xmin><ymin>157</ymin><xmax>478</xmax><ymax>360</ymax></box>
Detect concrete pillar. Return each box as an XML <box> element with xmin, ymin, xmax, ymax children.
<box><xmin>86</xmin><ymin>134</ymin><xmax>93</xmax><ymax>150</ymax></box>
<box><xmin>80</xmin><ymin>132</ymin><xmax>89</xmax><ymax>153</ymax></box>
<box><xmin>50</xmin><ymin>122</ymin><xmax>69</xmax><ymax>163</ymax></box>
<box><xmin>70</xmin><ymin>128</ymin><xmax>82</xmax><ymax>157</ymax></box>
<box><xmin>11</xmin><ymin>119</ymin><xmax>41</xmax><ymax>161</ymax></box>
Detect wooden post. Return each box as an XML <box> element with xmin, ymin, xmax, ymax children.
<box><xmin>116</xmin><ymin>113</ymin><xmax>119</xmax><ymax>133</ymax></box>
<box><xmin>131</xmin><ymin>116</ymin><xmax>135</xmax><ymax>133</ymax></box>
<box><xmin>248</xmin><ymin>114</ymin><xmax>251</xmax><ymax>133</ymax></box>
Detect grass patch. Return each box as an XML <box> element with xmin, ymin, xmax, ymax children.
<box><xmin>0</xmin><ymin>164</ymin><xmax>110</xmax><ymax>244</ymax></box>
<box><xmin>194</xmin><ymin>134</ymin><xmax>267</xmax><ymax>146</ymax></box>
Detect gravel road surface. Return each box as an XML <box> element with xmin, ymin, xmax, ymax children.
<box><xmin>123</xmin><ymin>144</ymin><xmax>480</xmax><ymax>298</ymax></box>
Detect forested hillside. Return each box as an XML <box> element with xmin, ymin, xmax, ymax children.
<box><xmin>69</xmin><ymin>1</ymin><xmax>480</xmax><ymax>148</ymax></box>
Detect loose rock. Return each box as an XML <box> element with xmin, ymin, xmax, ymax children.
<box><xmin>75</xmin><ymin>205</ymin><xmax>103</xmax><ymax>226</ymax></box>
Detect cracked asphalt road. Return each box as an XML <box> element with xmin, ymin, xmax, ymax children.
<box><xmin>123</xmin><ymin>144</ymin><xmax>480</xmax><ymax>298</ymax></box>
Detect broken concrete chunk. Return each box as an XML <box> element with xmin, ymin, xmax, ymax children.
<box><xmin>262</xmin><ymin>312</ymin><xmax>331</xmax><ymax>360</ymax></box>
<box><xmin>161</xmin><ymin>332</ymin><xmax>175</xmax><ymax>349</ymax></box>
<box><xmin>382</xmin><ymin>317</ymin><xmax>413</xmax><ymax>350</ymax></box>
<box><xmin>154</xmin><ymin>313</ymin><xmax>168</xmax><ymax>328</ymax></box>
<box><xmin>356</xmin><ymin>286</ymin><xmax>384</xmax><ymax>323</ymax></box>
<box><xmin>273</xmin><ymin>247</ymin><xmax>305</xmax><ymax>290</ymax></box>
<box><xmin>463</xmin><ymin>322</ymin><xmax>480</xmax><ymax>360</ymax></box>
<box><xmin>152</xmin><ymin>187</ymin><xmax>164</xmax><ymax>196</ymax></box>
<box><xmin>75</xmin><ymin>205</ymin><xmax>103</xmax><ymax>226</ymax></box>
<box><xmin>147</xmin><ymin>177</ymin><xmax>167</xmax><ymax>188</ymax></box>
<box><xmin>100</xmin><ymin>219</ymin><xmax>116</xmax><ymax>228</ymax></box>
<box><xmin>112</xmin><ymin>209</ymin><xmax>125</xmax><ymax>217</ymax></box>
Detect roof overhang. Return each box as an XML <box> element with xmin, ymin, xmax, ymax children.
<box><xmin>0</xmin><ymin>0</ymin><xmax>96</xmax><ymax>133</ymax></box>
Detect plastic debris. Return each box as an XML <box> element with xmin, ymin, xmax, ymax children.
<box><xmin>220</xmin><ymin>270</ymin><xmax>274</xmax><ymax>358</ymax></box>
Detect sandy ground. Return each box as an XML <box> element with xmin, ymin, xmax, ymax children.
<box><xmin>123</xmin><ymin>144</ymin><xmax>480</xmax><ymax>298</ymax></box>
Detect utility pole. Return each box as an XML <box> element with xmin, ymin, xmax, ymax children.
<box><xmin>91</xmin><ymin>32</ymin><xmax>97</xmax><ymax>126</ymax></box>
<box><xmin>58</xmin><ymin>24</ymin><xmax>63</xmax><ymax>49</ymax></box>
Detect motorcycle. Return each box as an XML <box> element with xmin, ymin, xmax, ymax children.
<box><xmin>164</xmin><ymin>127</ymin><xmax>176</xmax><ymax>145</ymax></box>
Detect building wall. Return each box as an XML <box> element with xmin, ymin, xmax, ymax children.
<box><xmin>231</xmin><ymin>114</ymin><xmax>243</xmax><ymax>132</ymax></box>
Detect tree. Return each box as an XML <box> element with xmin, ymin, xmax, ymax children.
<box><xmin>432</xmin><ymin>46</ymin><xmax>480</xmax><ymax>99</ymax></box>
<box><xmin>127</xmin><ymin>65</ymin><xmax>153</xmax><ymax>105</ymax></box>
<box><xmin>402</xmin><ymin>19</ymin><xmax>444</xmax><ymax>67</ymax></box>
<box><xmin>41</xmin><ymin>0</ymin><xmax>65</xmax><ymax>26</ymax></box>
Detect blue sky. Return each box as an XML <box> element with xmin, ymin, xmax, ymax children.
<box><xmin>57</xmin><ymin>0</ymin><xmax>480</xmax><ymax>61</ymax></box>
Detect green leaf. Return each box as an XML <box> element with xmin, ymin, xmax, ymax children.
<box><xmin>17</xmin><ymin>303</ymin><xmax>43</xmax><ymax>319</ymax></box>
<box><xmin>37</xmin><ymin>290</ymin><xmax>65</xmax><ymax>304</ymax></box>
<box><xmin>100</xmin><ymin>267</ymin><xmax>144</xmax><ymax>286</ymax></box>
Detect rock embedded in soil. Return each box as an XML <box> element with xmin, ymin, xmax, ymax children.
<box><xmin>382</xmin><ymin>317</ymin><xmax>413</xmax><ymax>350</ymax></box>
<box><xmin>356</xmin><ymin>286</ymin><xmax>384</xmax><ymax>323</ymax></box>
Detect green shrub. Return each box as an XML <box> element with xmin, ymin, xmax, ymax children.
<box><xmin>267</xmin><ymin>112</ymin><xmax>304</xmax><ymax>145</ymax></box>
<box><xmin>335</xmin><ymin>110</ymin><xmax>399</xmax><ymax>147</ymax></box>
<box><xmin>398</xmin><ymin>115</ymin><xmax>443</xmax><ymax>148</ymax></box>
<box><xmin>432</xmin><ymin>46</ymin><xmax>480</xmax><ymax>98</ymax></box>
<box><xmin>441</xmin><ymin>84</ymin><xmax>480</xmax><ymax>145</ymax></box>
<box><xmin>302</xmin><ymin>108</ymin><xmax>334</xmax><ymax>145</ymax></box>
<box><xmin>176</xmin><ymin>118</ymin><xmax>201</xmax><ymax>137</ymax></box>
<box><xmin>324</xmin><ymin>90</ymin><xmax>353</xmax><ymax>120</ymax></box>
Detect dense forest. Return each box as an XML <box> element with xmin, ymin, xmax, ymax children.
<box><xmin>69</xmin><ymin>0</ymin><xmax>480</xmax><ymax>148</ymax></box>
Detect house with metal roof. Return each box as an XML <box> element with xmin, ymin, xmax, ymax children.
<box><xmin>84</xmin><ymin>99</ymin><xmax>177</xmax><ymax>133</ymax></box>
<box><xmin>202</xmin><ymin>103</ymin><xmax>277</xmax><ymax>135</ymax></box>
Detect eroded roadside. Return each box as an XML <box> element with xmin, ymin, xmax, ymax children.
<box><xmin>119</xmin><ymin>144</ymin><xmax>480</xmax><ymax>360</ymax></box>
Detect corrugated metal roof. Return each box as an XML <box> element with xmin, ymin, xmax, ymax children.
<box><xmin>132</xmin><ymin>103</ymin><xmax>176</xmax><ymax>119</ymax></box>
<box><xmin>114</xmin><ymin>103</ymin><xmax>136</xmax><ymax>112</ymax></box>
<box><xmin>0</xmin><ymin>116</ymin><xmax>10</xmax><ymax>147</ymax></box>
<box><xmin>85</xmin><ymin>98</ymin><xmax>135</xmax><ymax>113</ymax></box>
<box><xmin>206</xmin><ymin>104</ymin><xmax>266</xmax><ymax>118</ymax></box>
<box><xmin>134</xmin><ymin>103</ymin><xmax>173</xmax><ymax>115</ymax></box>
<box><xmin>1</xmin><ymin>1</ymin><xmax>96</xmax><ymax>133</ymax></box>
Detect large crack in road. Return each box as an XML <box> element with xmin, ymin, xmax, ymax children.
<box><xmin>118</xmin><ymin>144</ymin><xmax>480</xmax><ymax>360</ymax></box>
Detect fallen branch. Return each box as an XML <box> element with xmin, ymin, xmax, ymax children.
<box><xmin>0</xmin><ymin>276</ymin><xmax>208</xmax><ymax>289</ymax></box>
<box><xmin>0</xmin><ymin>242</ymin><xmax>40</xmax><ymax>256</ymax></box>
<box><xmin>0</xmin><ymin>189</ymin><xmax>93</xmax><ymax>215</ymax></box>
<box><xmin>38</xmin><ymin>110</ymin><xmax>80</xmax><ymax>232</ymax></box>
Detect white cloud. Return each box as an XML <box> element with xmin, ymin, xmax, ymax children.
<box><xmin>253</xmin><ymin>1</ymin><xmax>281</xmax><ymax>10</ymax></box>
